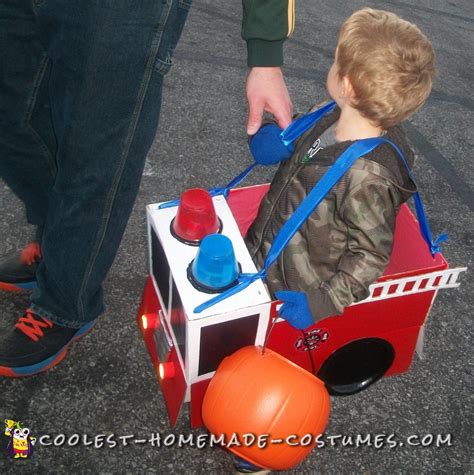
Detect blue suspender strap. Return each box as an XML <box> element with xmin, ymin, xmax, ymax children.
<box><xmin>158</xmin><ymin>162</ymin><xmax>258</xmax><ymax>209</ymax></box>
<box><xmin>209</xmin><ymin>162</ymin><xmax>258</xmax><ymax>199</ymax></box>
<box><xmin>380</xmin><ymin>139</ymin><xmax>448</xmax><ymax>256</ymax></box>
<box><xmin>280</xmin><ymin>101</ymin><xmax>336</xmax><ymax>146</ymax></box>
<box><xmin>194</xmin><ymin>138</ymin><xmax>386</xmax><ymax>313</ymax></box>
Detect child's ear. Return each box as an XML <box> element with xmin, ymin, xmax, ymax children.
<box><xmin>341</xmin><ymin>76</ymin><xmax>355</xmax><ymax>99</ymax></box>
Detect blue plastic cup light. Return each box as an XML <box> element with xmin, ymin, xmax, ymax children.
<box><xmin>190</xmin><ymin>234</ymin><xmax>240</xmax><ymax>292</ymax></box>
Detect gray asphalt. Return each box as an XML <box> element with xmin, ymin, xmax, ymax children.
<box><xmin>1</xmin><ymin>0</ymin><xmax>473</xmax><ymax>473</ymax></box>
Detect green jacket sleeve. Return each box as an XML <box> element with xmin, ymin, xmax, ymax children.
<box><xmin>242</xmin><ymin>0</ymin><xmax>295</xmax><ymax>67</ymax></box>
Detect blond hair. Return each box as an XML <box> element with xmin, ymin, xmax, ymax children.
<box><xmin>336</xmin><ymin>8</ymin><xmax>436</xmax><ymax>129</ymax></box>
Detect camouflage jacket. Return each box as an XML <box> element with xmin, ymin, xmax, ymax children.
<box><xmin>245</xmin><ymin>106</ymin><xmax>417</xmax><ymax>322</ymax></box>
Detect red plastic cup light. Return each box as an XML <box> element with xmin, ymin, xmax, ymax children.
<box><xmin>171</xmin><ymin>188</ymin><xmax>221</xmax><ymax>245</ymax></box>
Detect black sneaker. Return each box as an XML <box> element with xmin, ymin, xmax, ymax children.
<box><xmin>235</xmin><ymin>457</ymin><xmax>270</xmax><ymax>474</ymax></box>
<box><xmin>0</xmin><ymin>242</ymin><xmax>41</xmax><ymax>292</ymax></box>
<box><xmin>0</xmin><ymin>310</ymin><xmax>94</xmax><ymax>377</ymax></box>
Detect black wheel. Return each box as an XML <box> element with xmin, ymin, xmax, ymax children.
<box><xmin>317</xmin><ymin>338</ymin><xmax>395</xmax><ymax>396</ymax></box>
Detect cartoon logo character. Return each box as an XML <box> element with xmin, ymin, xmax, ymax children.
<box><xmin>4</xmin><ymin>419</ymin><xmax>36</xmax><ymax>459</ymax></box>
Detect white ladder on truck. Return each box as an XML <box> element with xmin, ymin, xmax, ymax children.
<box><xmin>352</xmin><ymin>266</ymin><xmax>467</xmax><ymax>360</ymax></box>
<box><xmin>352</xmin><ymin>267</ymin><xmax>467</xmax><ymax>305</ymax></box>
<box><xmin>274</xmin><ymin>267</ymin><xmax>466</xmax><ymax>314</ymax></box>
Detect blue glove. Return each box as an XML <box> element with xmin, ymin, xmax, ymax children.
<box><xmin>249</xmin><ymin>123</ymin><xmax>295</xmax><ymax>165</ymax></box>
<box><xmin>275</xmin><ymin>290</ymin><xmax>314</xmax><ymax>330</ymax></box>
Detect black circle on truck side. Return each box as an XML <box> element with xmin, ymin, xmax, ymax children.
<box><xmin>317</xmin><ymin>338</ymin><xmax>395</xmax><ymax>396</ymax></box>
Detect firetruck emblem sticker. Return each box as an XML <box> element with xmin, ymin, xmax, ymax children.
<box><xmin>295</xmin><ymin>328</ymin><xmax>329</xmax><ymax>351</ymax></box>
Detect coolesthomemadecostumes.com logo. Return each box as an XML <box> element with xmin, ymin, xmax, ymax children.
<box><xmin>3</xmin><ymin>419</ymin><xmax>36</xmax><ymax>459</ymax></box>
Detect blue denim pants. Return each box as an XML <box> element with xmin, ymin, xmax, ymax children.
<box><xmin>0</xmin><ymin>0</ymin><xmax>191</xmax><ymax>327</ymax></box>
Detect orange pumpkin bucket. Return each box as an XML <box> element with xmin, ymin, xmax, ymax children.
<box><xmin>202</xmin><ymin>346</ymin><xmax>330</xmax><ymax>470</ymax></box>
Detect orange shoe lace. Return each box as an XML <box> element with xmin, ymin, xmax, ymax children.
<box><xmin>20</xmin><ymin>242</ymin><xmax>42</xmax><ymax>266</ymax></box>
<box><xmin>15</xmin><ymin>310</ymin><xmax>53</xmax><ymax>341</ymax></box>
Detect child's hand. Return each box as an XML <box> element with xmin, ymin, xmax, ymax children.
<box><xmin>249</xmin><ymin>123</ymin><xmax>294</xmax><ymax>165</ymax></box>
<box><xmin>275</xmin><ymin>290</ymin><xmax>314</xmax><ymax>330</ymax></box>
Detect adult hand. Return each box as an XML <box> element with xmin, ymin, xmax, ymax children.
<box><xmin>246</xmin><ymin>67</ymin><xmax>293</xmax><ymax>135</ymax></box>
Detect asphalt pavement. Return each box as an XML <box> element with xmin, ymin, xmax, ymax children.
<box><xmin>1</xmin><ymin>0</ymin><xmax>473</xmax><ymax>473</ymax></box>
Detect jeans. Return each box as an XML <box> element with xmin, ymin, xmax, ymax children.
<box><xmin>0</xmin><ymin>0</ymin><xmax>191</xmax><ymax>327</ymax></box>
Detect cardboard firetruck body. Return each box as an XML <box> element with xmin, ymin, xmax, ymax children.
<box><xmin>137</xmin><ymin>184</ymin><xmax>466</xmax><ymax>428</ymax></box>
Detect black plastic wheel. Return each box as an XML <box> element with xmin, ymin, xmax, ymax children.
<box><xmin>317</xmin><ymin>338</ymin><xmax>395</xmax><ymax>396</ymax></box>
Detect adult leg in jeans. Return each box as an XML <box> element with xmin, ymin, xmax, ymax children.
<box><xmin>0</xmin><ymin>0</ymin><xmax>191</xmax><ymax>376</ymax></box>
<box><xmin>0</xmin><ymin>1</ymin><xmax>57</xmax><ymax>291</ymax></box>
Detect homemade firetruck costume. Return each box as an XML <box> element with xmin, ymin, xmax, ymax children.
<box><xmin>138</xmin><ymin>97</ymin><xmax>464</xmax><ymax>421</ymax></box>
